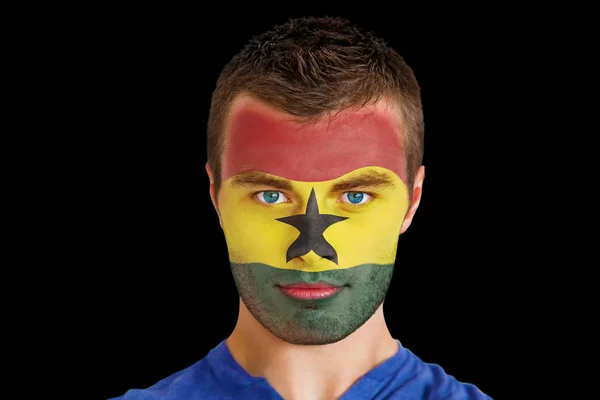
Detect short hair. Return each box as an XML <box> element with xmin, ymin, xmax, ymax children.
<box><xmin>207</xmin><ymin>16</ymin><xmax>424</xmax><ymax>198</ymax></box>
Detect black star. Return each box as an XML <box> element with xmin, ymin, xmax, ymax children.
<box><xmin>276</xmin><ymin>188</ymin><xmax>348</xmax><ymax>264</ymax></box>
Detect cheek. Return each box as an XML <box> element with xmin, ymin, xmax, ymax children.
<box><xmin>219</xmin><ymin>191</ymin><xmax>299</xmax><ymax>264</ymax></box>
<box><xmin>324</xmin><ymin>201</ymin><xmax>407</xmax><ymax>265</ymax></box>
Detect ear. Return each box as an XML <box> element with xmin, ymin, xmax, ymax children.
<box><xmin>400</xmin><ymin>165</ymin><xmax>425</xmax><ymax>234</ymax></box>
<box><xmin>205</xmin><ymin>162</ymin><xmax>223</xmax><ymax>229</ymax></box>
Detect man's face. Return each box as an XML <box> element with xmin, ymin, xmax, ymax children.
<box><xmin>217</xmin><ymin>96</ymin><xmax>411</xmax><ymax>345</ymax></box>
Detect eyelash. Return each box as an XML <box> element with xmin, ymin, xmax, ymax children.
<box><xmin>252</xmin><ymin>190</ymin><xmax>376</xmax><ymax>206</ymax></box>
<box><xmin>253</xmin><ymin>190</ymin><xmax>291</xmax><ymax>205</ymax></box>
<box><xmin>339</xmin><ymin>192</ymin><xmax>374</xmax><ymax>206</ymax></box>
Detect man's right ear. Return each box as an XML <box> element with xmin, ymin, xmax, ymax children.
<box><xmin>205</xmin><ymin>162</ymin><xmax>223</xmax><ymax>229</ymax></box>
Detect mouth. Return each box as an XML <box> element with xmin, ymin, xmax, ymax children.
<box><xmin>276</xmin><ymin>282</ymin><xmax>345</xmax><ymax>300</ymax></box>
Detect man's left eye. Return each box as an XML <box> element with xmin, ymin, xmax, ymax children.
<box><xmin>339</xmin><ymin>192</ymin><xmax>372</xmax><ymax>205</ymax></box>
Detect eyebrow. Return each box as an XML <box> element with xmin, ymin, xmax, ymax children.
<box><xmin>230</xmin><ymin>170</ymin><xmax>395</xmax><ymax>192</ymax></box>
<box><xmin>330</xmin><ymin>170</ymin><xmax>396</xmax><ymax>192</ymax></box>
<box><xmin>230</xmin><ymin>171</ymin><xmax>294</xmax><ymax>190</ymax></box>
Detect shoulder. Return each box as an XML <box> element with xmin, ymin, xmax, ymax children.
<box><xmin>363</xmin><ymin>346</ymin><xmax>493</xmax><ymax>399</ymax></box>
<box><xmin>107</xmin><ymin>340</ymin><xmax>281</xmax><ymax>400</ymax></box>
<box><xmin>413</xmin><ymin>361</ymin><xmax>492</xmax><ymax>399</ymax></box>
<box><xmin>107</xmin><ymin>355</ymin><xmax>220</xmax><ymax>400</ymax></box>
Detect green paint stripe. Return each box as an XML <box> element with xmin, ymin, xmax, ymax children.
<box><xmin>230</xmin><ymin>262</ymin><xmax>394</xmax><ymax>287</ymax></box>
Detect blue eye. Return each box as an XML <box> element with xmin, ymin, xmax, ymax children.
<box><xmin>340</xmin><ymin>192</ymin><xmax>372</xmax><ymax>205</ymax></box>
<box><xmin>263</xmin><ymin>191</ymin><xmax>279</xmax><ymax>203</ymax></box>
<box><xmin>347</xmin><ymin>192</ymin><xmax>364</xmax><ymax>203</ymax></box>
<box><xmin>256</xmin><ymin>191</ymin><xmax>289</xmax><ymax>204</ymax></box>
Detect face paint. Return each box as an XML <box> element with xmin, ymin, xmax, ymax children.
<box><xmin>219</xmin><ymin>99</ymin><xmax>410</xmax><ymax>345</ymax></box>
<box><xmin>221</xmin><ymin>103</ymin><xmax>408</xmax><ymax>183</ymax></box>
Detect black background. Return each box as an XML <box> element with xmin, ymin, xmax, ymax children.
<box><xmin>55</xmin><ymin>6</ymin><xmax>540</xmax><ymax>400</ymax></box>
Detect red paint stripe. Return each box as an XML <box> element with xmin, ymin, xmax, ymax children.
<box><xmin>222</xmin><ymin>105</ymin><xmax>406</xmax><ymax>182</ymax></box>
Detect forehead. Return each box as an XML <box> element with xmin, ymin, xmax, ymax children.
<box><xmin>221</xmin><ymin>96</ymin><xmax>406</xmax><ymax>183</ymax></box>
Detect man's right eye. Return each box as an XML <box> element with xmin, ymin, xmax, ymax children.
<box><xmin>254</xmin><ymin>191</ymin><xmax>289</xmax><ymax>205</ymax></box>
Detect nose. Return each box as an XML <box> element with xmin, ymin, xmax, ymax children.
<box><xmin>297</xmin><ymin>245</ymin><xmax>337</xmax><ymax>265</ymax></box>
<box><xmin>298</xmin><ymin>250</ymin><xmax>321</xmax><ymax>264</ymax></box>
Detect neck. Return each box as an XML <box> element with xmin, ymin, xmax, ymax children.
<box><xmin>226</xmin><ymin>299</ymin><xmax>398</xmax><ymax>400</ymax></box>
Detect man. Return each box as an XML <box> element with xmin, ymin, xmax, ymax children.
<box><xmin>111</xmin><ymin>16</ymin><xmax>492</xmax><ymax>399</ymax></box>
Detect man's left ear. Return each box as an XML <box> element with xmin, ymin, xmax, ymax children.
<box><xmin>400</xmin><ymin>165</ymin><xmax>425</xmax><ymax>234</ymax></box>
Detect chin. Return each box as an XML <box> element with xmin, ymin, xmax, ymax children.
<box><xmin>271</xmin><ymin>328</ymin><xmax>354</xmax><ymax>346</ymax></box>
<box><xmin>246</xmin><ymin>302</ymin><xmax>377</xmax><ymax>347</ymax></box>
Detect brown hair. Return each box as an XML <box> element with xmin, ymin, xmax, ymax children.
<box><xmin>207</xmin><ymin>16</ymin><xmax>424</xmax><ymax>198</ymax></box>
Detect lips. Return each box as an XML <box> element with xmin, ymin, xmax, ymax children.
<box><xmin>277</xmin><ymin>282</ymin><xmax>344</xmax><ymax>300</ymax></box>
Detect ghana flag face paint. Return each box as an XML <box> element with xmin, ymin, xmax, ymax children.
<box><xmin>218</xmin><ymin>97</ymin><xmax>410</xmax><ymax>345</ymax></box>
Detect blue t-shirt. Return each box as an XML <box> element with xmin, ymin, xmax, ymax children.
<box><xmin>109</xmin><ymin>340</ymin><xmax>492</xmax><ymax>399</ymax></box>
